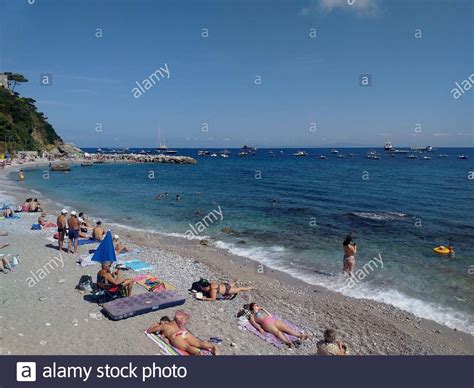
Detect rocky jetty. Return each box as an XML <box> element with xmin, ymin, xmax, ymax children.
<box><xmin>50</xmin><ymin>163</ymin><xmax>71</xmax><ymax>171</ymax></box>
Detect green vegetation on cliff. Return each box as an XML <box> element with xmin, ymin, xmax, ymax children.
<box><xmin>0</xmin><ymin>73</ymin><xmax>62</xmax><ymax>153</ymax></box>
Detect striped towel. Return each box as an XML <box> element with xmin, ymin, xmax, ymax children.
<box><xmin>145</xmin><ymin>332</ymin><xmax>212</xmax><ymax>356</ymax></box>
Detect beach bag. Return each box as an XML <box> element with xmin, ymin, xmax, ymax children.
<box><xmin>31</xmin><ymin>224</ymin><xmax>42</xmax><ymax>230</ymax></box>
<box><xmin>76</xmin><ymin>275</ymin><xmax>93</xmax><ymax>292</ymax></box>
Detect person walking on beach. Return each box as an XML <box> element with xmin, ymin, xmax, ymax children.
<box><xmin>343</xmin><ymin>234</ymin><xmax>357</xmax><ymax>276</ymax></box>
<box><xmin>67</xmin><ymin>211</ymin><xmax>80</xmax><ymax>255</ymax></box>
<box><xmin>56</xmin><ymin>209</ymin><xmax>68</xmax><ymax>252</ymax></box>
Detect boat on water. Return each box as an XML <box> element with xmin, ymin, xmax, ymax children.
<box><xmin>407</xmin><ymin>154</ymin><xmax>417</xmax><ymax>159</ymax></box>
<box><xmin>336</xmin><ymin>154</ymin><xmax>345</xmax><ymax>158</ymax></box>
<box><xmin>293</xmin><ymin>151</ymin><xmax>307</xmax><ymax>157</ymax></box>
<box><xmin>423</xmin><ymin>156</ymin><xmax>431</xmax><ymax>160</ymax></box>
<box><xmin>80</xmin><ymin>161</ymin><xmax>93</xmax><ymax>167</ymax></box>
<box><xmin>366</xmin><ymin>151</ymin><xmax>380</xmax><ymax>159</ymax></box>
<box><xmin>384</xmin><ymin>140</ymin><xmax>393</xmax><ymax>151</ymax></box>
<box><xmin>349</xmin><ymin>153</ymin><xmax>356</xmax><ymax>157</ymax></box>
<box><xmin>239</xmin><ymin>145</ymin><xmax>256</xmax><ymax>157</ymax></box>
<box><xmin>162</xmin><ymin>150</ymin><xmax>178</xmax><ymax>155</ymax></box>
<box><xmin>438</xmin><ymin>154</ymin><xmax>448</xmax><ymax>158</ymax></box>
<box><xmin>210</xmin><ymin>153</ymin><xmax>218</xmax><ymax>157</ymax></box>
<box><xmin>220</xmin><ymin>154</ymin><xmax>229</xmax><ymax>158</ymax></box>
<box><xmin>412</xmin><ymin>145</ymin><xmax>433</xmax><ymax>152</ymax></box>
<box><xmin>331</xmin><ymin>149</ymin><xmax>339</xmax><ymax>154</ymax></box>
<box><xmin>318</xmin><ymin>155</ymin><xmax>327</xmax><ymax>160</ymax></box>
<box><xmin>219</xmin><ymin>150</ymin><xmax>231</xmax><ymax>156</ymax></box>
<box><xmin>198</xmin><ymin>150</ymin><xmax>210</xmax><ymax>156</ymax></box>
<box><xmin>96</xmin><ymin>148</ymin><xmax>104</xmax><ymax>153</ymax></box>
<box><xmin>458</xmin><ymin>155</ymin><xmax>468</xmax><ymax>160</ymax></box>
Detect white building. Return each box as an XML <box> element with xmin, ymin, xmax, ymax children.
<box><xmin>0</xmin><ymin>74</ymin><xmax>8</xmax><ymax>90</ymax></box>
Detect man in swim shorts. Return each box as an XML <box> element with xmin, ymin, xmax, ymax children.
<box><xmin>67</xmin><ymin>211</ymin><xmax>80</xmax><ymax>255</ymax></box>
<box><xmin>57</xmin><ymin>209</ymin><xmax>68</xmax><ymax>252</ymax></box>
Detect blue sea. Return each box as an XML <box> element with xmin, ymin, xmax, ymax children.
<box><xmin>14</xmin><ymin>147</ymin><xmax>474</xmax><ymax>334</ymax></box>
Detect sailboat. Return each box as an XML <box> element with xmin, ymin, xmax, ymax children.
<box><xmin>157</xmin><ymin>126</ymin><xmax>168</xmax><ymax>151</ymax></box>
<box><xmin>157</xmin><ymin>126</ymin><xmax>178</xmax><ymax>154</ymax></box>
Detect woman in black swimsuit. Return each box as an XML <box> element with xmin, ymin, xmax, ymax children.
<box><xmin>195</xmin><ymin>279</ymin><xmax>254</xmax><ymax>301</ymax></box>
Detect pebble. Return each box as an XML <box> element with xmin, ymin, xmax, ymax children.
<box><xmin>39</xmin><ymin>297</ymin><xmax>47</xmax><ymax>301</ymax></box>
<box><xmin>40</xmin><ymin>340</ymin><xmax>47</xmax><ymax>346</ymax></box>
<box><xmin>45</xmin><ymin>323</ymin><xmax>51</xmax><ymax>326</ymax></box>
<box><xmin>58</xmin><ymin>279</ymin><xmax>66</xmax><ymax>284</ymax></box>
<box><xmin>230</xmin><ymin>342</ymin><xmax>237</xmax><ymax>347</ymax></box>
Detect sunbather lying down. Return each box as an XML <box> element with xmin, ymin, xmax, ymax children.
<box><xmin>248</xmin><ymin>302</ymin><xmax>308</xmax><ymax>348</ymax></box>
<box><xmin>147</xmin><ymin>311</ymin><xmax>220</xmax><ymax>355</ymax></box>
<box><xmin>193</xmin><ymin>278</ymin><xmax>253</xmax><ymax>301</ymax></box>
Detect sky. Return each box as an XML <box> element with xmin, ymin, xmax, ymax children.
<box><xmin>0</xmin><ymin>0</ymin><xmax>472</xmax><ymax>148</ymax></box>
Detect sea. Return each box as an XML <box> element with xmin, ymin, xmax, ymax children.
<box><xmin>11</xmin><ymin>147</ymin><xmax>474</xmax><ymax>334</ymax></box>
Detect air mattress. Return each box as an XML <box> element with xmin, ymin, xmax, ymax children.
<box><xmin>102</xmin><ymin>291</ymin><xmax>186</xmax><ymax>321</ymax></box>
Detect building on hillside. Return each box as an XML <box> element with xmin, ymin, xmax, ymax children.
<box><xmin>0</xmin><ymin>74</ymin><xmax>8</xmax><ymax>90</ymax></box>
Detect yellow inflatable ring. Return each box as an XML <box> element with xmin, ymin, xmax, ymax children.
<box><xmin>433</xmin><ymin>246</ymin><xmax>450</xmax><ymax>255</ymax></box>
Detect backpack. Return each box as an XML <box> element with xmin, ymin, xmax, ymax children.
<box><xmin>76</xmin><ymin>275</ymin><xmax>93</xmax><ymax>292</ymax></box>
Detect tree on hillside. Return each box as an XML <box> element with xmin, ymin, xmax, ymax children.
<box><xmin>4</xmin><ymin>72</ymin><xmax>28</xmax><ymax>92</ymax></box>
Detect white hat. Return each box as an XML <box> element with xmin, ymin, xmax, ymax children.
<box><xmin>113</xmin><ymin>234</ymin><xmax>119</xmax><ymax>240</ymax></box>
<box><xmin>70</xmin><ymin>210</ymin><xmax>77</xmax><ymax>216</ymax></box>
<box><xmin>61</xmin><ymin>209</ymin><xmax>68</xmax><ymax>214</ymax></box>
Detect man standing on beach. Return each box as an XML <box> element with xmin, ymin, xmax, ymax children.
<box><xmin>56</xmin><ymin>209</ymin><xmax>68</xmax><ymax>252</ymax></box>
<box><xmin>67</xmin><ymin>211</ymin><xmax>80</xmax><ymax>255</ymax></box>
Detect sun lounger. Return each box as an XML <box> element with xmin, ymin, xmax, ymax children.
<box><xmin>145</xmin><ymin>332</ymin><xmax>212</xmax><ymax>356</ymax></box>
<box><xmin>237</xmin><ymin>315</ymin><xmax>302</xmax><ymax>348</ymax></box>
<box><xmin>102</xmin><ymin>291</ymin><xmax>186</xmax><ymax>321</ymax></box>
<box><xmin>134</xmin><ymin>274</ymin><xmax>175</xmax><ymax>291</ymax></box>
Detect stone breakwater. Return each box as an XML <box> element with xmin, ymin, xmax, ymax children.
<box><xmin>78</xmin><ymin>153</ymin><xmax>197</xmax><ymax>165</ymax></box>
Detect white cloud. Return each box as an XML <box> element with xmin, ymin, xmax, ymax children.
<box><xmin>300</xmin><ymin>0</ymin><xmax>379</xmax><ymax>17</ymax></box>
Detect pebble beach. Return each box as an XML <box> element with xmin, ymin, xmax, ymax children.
<box><xmin>1</xmin><ymin>162</ymin><xmax>474</xmax><ymax>356</ymax></box>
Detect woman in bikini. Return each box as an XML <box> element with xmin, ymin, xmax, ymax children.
<box><xmin>196</xmin><ymin>279</ymin><xmax>254</xmax><ymax>301</ymax></box>
<box><xmin>343</xmin><ymin>234</ymin><xmax>357</xmax><ymax>276</ymax></box>
<box><xmin>248</xmin><ymin>302</ymin><xmax>308</xmax><ymax>347</ymax></box>
<box><xmin>147</xmin><ymin>312</ymin><xmax>220</xmax><ymax>355</ymax></box>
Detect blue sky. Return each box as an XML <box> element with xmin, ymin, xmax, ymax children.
<box><xmin>1</xmin><ymin>0</ymin><xmax>472</xmax><ymax>148</ymax></box>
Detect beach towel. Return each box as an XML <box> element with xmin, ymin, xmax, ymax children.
<box><xmin>0</xmin><ymin>215</ymin><xmax>20</xmax><ymax>220</ymax></box>
<box><xmin>123</xmin><ymin>259</ymin><xmax>152</xmax><ymax>272</ymax></box>
<box><xmin>43</xmin><ymin>222</ymin><xmax>57</xmax><ymax>228</ymax></box>
<box><xmin>77</xmin><ymin>238</ymin><xmax>99</xmax><ymax>246</ymax></box>
<box><xmin>145</xmin><ymin>332</ymin><xmax>212</xmax><ymax>356</ymax></box>
<box><xmin>134</xmin><ymin>274</ymin><xmax>175</xmax><ymax>291</ymax></box>
<box><xmin>237</xmin><ymin>316</ymin><xmax>302</xmax><ymax>348</ymax></box>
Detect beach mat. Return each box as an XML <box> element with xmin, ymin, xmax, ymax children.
<box><xmin>134</xmin><ymin>274</ymin><xmax>175</xmax><ymax>291</ymax></box>
<box><xmin>102</xmin><ymin>291</ymin><xmax>186</xmax><ymax>321</ymax></box>
<box><xmin>77</xmin><ymin>238</ymin><xmax>99</xmax><ymax>246</ymax></box>
<box><xmin>123</xmin><ymin>259</ymin><xmax>152</xmax><ymax>272</ymax></box>
<box><xmin>238</xmin><ymin>316</ymin><xmax>301</xmax><ymax>348</ymax></box>
<box><xmin>145</xmin><ymin>332</ymin><xmax>212</xmax><ymax>356</ymax></box>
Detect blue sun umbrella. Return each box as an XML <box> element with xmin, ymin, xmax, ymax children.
<box><xmin>91</xmin><ymin>231</ymin><xmax>117</xmax><ymax>263</ymax></box>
